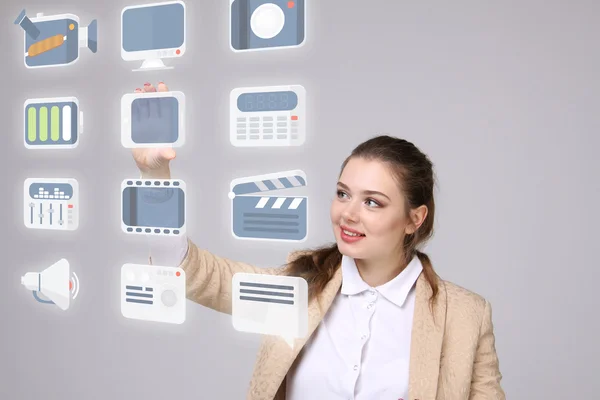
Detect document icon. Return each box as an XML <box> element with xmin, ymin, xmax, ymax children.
<box><xmin>232</xmin><ymin>272</ymin><xmax>308</xmax><ymax>342</ymax></box>
<box><xmin>228</xmin><ymin>170</ymin><xmax>308</xmax><ymax>242</ymax></box>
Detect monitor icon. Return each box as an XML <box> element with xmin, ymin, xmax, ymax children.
<box><xmin>121</xmin><ymin>1</ymin><xmax>186</xmax><ymax>72</ymax></box>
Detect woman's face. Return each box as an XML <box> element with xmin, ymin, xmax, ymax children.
<box><xmin>330</xmin><ymin>157</ymin><xmax>413</xmax><ymax>263</ymax></box>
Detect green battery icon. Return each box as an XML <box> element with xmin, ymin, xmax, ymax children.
<box><xmin>24</xmin><ymin>97</ymin><xmax>83</xmax><ymax>149</ymax></box>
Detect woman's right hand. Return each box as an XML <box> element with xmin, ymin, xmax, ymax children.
<box><xmin>131</xmin><ymin>82</ymin><xmax>176</xmax><ymax>179</ymax></box>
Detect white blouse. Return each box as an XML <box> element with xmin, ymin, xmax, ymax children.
<box><xmin>286</xmin><ymin>254</ymin><xmax>422</xmax><ymax>400</ymax></box>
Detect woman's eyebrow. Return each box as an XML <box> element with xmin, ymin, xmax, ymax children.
<box><xmin>336</xmin><ymin>182</ymin><xmax>390</xmax><ymax>200</ymax></box>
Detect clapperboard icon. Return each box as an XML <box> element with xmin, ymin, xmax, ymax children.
<box><xmin>232</xmin><ymin>272</ymin><xmax>308</xmax><ymax>340</ymax></box>
<box><xmin>228</xmin><ymin>170</ymin><xmax>308</xmax><ymax>242</ymax></box>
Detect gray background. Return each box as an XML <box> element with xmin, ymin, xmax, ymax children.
<box><xmin>1</xmin><ymin>0</ymin><xmax>599</xmax><ymax>399</ymax></box>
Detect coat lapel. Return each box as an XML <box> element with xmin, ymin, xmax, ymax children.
<box><xmin>408</xmin><ymin>274</ymin><xmax>447</xmax><ymax>399</ymax></box>
<box><xmin>247</xmin><ymin>266</ymin><xmax>343</xmax><ymax>400</ymax></box>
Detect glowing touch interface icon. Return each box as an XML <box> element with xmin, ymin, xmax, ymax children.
<box><xmin>121</xmin><ymin>1</ymin><xmax>186</xmax><ymax>71</ymax></box>
<box><xmin>230</xmin><ymin>85</ymin><xmax>306</xmax><ymax>147</ymax></box>
<box><xmin>121</xmin><ymin>263</ymin><xmax>186</xmax><ymax>324</ymax></box>
<box><xmin>21</xmin><ymin>258</ymin><xmax>80</xmax><ymax>311</ymax></box>
<box><xmin>24</xmin><ymin>178</ymin><xmax>79</xmax><ymax>231</ymax></box>
<box><xmin>121</xmin><ymin>91</ymin><xmax>185</xmax><ymax>148</ymax></box>
<box><xmin>14</xmin><ymin>9</ymin><xmax>97</xmax><ymax>68</ymax></box>
<box><xmin>228</xmin><ymin>170</ymin><xmax>308</xmax><ymax>242</ymax></box>
<box><xmin>230</xmin><ymin>0</ymin><xmax>305</xmax><ymax>52</ymax></box>
<box><xmin>24</xmin><ymin>97</ymin><xmax>83</xmax><ymax>149</ymax></box>
<box><xmin>121</xmin><ymin>179</ymin><xmax>186</xmax><ymax>236</ymax></box>
<box><xmin>232</xmin><ymin>272</ymin><xmax>308</xmax><ymax>346</ymax></box>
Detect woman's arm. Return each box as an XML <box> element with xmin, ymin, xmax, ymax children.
<box><xmin>175</xmin><ymin>237</ymin><xmax>288</xmax><ymax>315</ymax></box>
<box><xmin>469</xmin><ymin>300</ymin><xmax>506</xmax><ymax>399</ymax></box>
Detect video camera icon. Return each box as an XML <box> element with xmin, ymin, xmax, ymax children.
<box><xmin>14</xmin><ymin>9</ymin><xmax>98</xmax><ymax>69</ymax></box>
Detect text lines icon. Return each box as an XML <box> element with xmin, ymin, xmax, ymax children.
<box><xmin>14</xmin><ymin>9</ymin><xmax>97</xmax><ymax>69</ymax></box>
<box><xmin>24</xmin><ymin>97</ymin><xmax>84</xmax><ymax>149</ymax></box>
<box><xmin>24</xmin><ymin>178</ymin><xmax>79</xmax><ymax>231</ymax></box>
<box><xmin>229</xmin><ymin>170</ymin><xmax>308</xmax><ymax>242</ymax></box>
<box><xmin>230</xmin><ymin>85</ymin><xmax>306</xmax><ymax>147</ymax></box>
<box><xmin>121</xmin><ymin>263</ymin><xmax>186</xmax><ymax>324</ymax></box>
<box><xmin>232</xmin><ymin>272</ymin><xmax>308</xmax><ymax>346</ymax></box>
<box><xmin>230</xmin><ymin>0</ymin><xmax>305</xmax><ymax>52</ymax></box>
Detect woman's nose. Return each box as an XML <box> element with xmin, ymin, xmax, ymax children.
<box><xmin>342</xmin><ymin>203</ymin><xmax>360</xmax><ymax>222</ymax></box>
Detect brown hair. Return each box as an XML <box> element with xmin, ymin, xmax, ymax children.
<box><xmin>286</xmin><ymin>135</ymin><xmax>440</xmax><ymax>306</ymax></box>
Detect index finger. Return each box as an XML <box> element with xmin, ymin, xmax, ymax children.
<box><xmin>157</xmin><ymin>82</ymin><xmax>169</xmax><ymax>92</ymax></box>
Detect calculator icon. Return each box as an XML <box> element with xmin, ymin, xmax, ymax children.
<box><xmin>230</xmin><ymin>84</ymin><xmax>306</xmax><ymax>147</ymax></box>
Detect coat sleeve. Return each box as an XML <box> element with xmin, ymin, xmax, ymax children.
<box><xmin>173</xmin><ymin>237</ymin><xmax>292</xmax><ymax>315</ymax></box>
<box><xmin>469</xmin><ymin>300</ymin><xmax>506</xmax><ymax>400</ymax></box>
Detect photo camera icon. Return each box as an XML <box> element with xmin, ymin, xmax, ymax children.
<box><xmin>14</xmin><ymin>9</ymin><xmax>98</xmax><ymax>69</ymax></box>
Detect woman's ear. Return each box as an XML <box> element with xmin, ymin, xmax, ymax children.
<box><xmin>405</xmin><ymin>205</ymin><xmax>428</xmax><ymax>234</ymax></box>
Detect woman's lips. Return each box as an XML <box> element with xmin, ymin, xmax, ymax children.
<box><xmin>340</xmin><ymin>226</ymin><xmax>365</xmax><ymax>243</ymax></box>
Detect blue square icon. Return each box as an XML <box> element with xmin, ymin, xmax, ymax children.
<box><xmin>230</xmin><ymin>0</ymin><xmax>305</xmax><ymax>52</ymax></box>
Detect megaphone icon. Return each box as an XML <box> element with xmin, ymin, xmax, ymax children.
<box><xmin>21</xmin><ymin>258</ymin><xmax>80</xmax><ymax>311</ymax></box>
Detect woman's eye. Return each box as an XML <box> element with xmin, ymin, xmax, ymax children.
<box><xmin>366</xmin><ymin>199</ymin><xmax>380</xmax><ymax>207</ymax></box>
<box><xmin>336</xmin><ymin>190</ymin><xmax>347</xmax><ymax>198</ymax></box>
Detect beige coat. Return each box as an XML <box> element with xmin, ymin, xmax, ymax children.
<box><xmin>175</xmin><ymin>239</ymin><xmax>506</xmax><ymax>400</ymax></box>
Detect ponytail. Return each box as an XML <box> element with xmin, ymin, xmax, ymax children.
<box><xmin>415</xmin><ymin>250</ymin><xmax>440</xmax><ymax>308</ymax></box>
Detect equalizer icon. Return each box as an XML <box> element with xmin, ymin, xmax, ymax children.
<box><xmin>24</xmin><ymin>178</ymin><xmax>79</xmax><ymax>231</ymax></box>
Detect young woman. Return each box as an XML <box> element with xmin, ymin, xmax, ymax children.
<box><xmin>134</xmin><ymin>83</ymin><xmax>505</xmax><ymax>400</ymax></box>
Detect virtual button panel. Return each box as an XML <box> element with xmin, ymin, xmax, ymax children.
<box><xmin>121</xmin><ymin>263</ymin><xmax>186</xmax><ymax>324</ymax></box>
<box><xmin>121</xmin><ymin>91</ymin><xmax>186</xmax><ymax>148</ymax></box>
<box><xmin>24</xmin><ymin>178</ymin><xmax>79</xmax><ymax>231</ymax></box>
<box><xmin>121</xmin><ymin>179</ymin><xmax>186</xmax><ymax>236</ymax></box>
<box><xmin>24</xmin><ymin>97</ymin><xmax>83</xmax><ymax>149</ymax></box>
<box><xmin>121</xmin><ymin>1</ymin><xmax>186</xmax><ymax>71</ymax></box>
<box><xmin>229</xmin><ymin>170</ymin><xmax>308</xmax><ymax>242</ymax></box>
<box><xmin>230</xmin><ymin>0</ymin><xmax>306</xmax><ymax>52</ymax></box>
<box><xmin>14</xmin><ymin>10</ymin><xmax>98</xmax><ymax>69</ymax></box>
<box><xmin>230</xmin><ymin>85</ymin><xmax>306</xmax><ymax>147</ymax></box>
